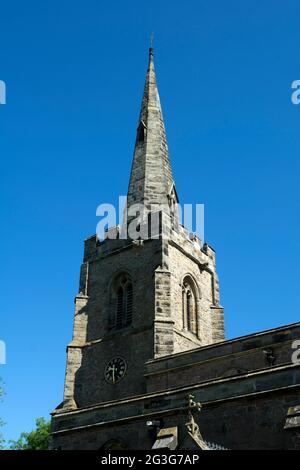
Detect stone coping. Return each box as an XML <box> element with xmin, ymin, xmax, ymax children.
<box><xmin>52</xmin><ymin>362</ymin><xmax>300</xmax><ymax>419</ymax></box>
<box><xmin>146</xmin><ymin>321</ymin><xmax>300</xmax><ymax>371</ymax></box>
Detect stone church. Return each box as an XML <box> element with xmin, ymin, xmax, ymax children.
<box><xmin>50</xmin><ymin>47</ymin><xmax>300</xmax><ymax>450</ymax></box>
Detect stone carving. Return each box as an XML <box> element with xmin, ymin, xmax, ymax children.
<box><xmin>185</xmin><ymin>394</ymin><xmax>202</xmax><ymax>437</ymax></box>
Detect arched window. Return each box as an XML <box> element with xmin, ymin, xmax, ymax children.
<box><xmin>101</xmin><ymin>439</ymin><xmax>127</xmax><ymax>450</ymax></box>
<box><xmin>113</xmin><ymin>274</ymin><xmax>133</xmax><ymax>329</ymax></box>
<box><xmin>182</xmin><ymin>276</ymin><xmax>198</xmax><ymax>336</ymax></box>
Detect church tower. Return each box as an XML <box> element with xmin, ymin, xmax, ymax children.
<box><xmin>49</xmin><ymin>46</ymin><xmax>300</xmax><ymax>452</ymax></box>
<box><xmin>51</xmin><ymin>47</ymin><xmax>225</xmax><ymax>447</ymax></box>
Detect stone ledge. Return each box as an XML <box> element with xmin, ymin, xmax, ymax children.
<box><xmin>51</xmin><ymin>380</ymin><xmax>300</xmax><ymax>436</ymax></box>
<box><xmin>52</xmin><ymin>362</ymin><xmax>300</xmax><ymax>418</ymax></box>
<box><xmin>67</xmin><ymin>323</ymin><xmax>154</xmax><ymax>350</ymax></box>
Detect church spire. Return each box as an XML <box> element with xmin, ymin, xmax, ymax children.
<box><xmin>127</xmin><ymin>46</ymin><xmax>177</xmax><ymax>214</ymax></box>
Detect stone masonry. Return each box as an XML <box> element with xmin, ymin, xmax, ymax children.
<box><xmin>50</xmin><ymin>48</ymin><xmax>300</xmax><ymax>450</ymax></box>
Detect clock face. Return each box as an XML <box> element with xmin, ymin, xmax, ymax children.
<box><xmin>104</xmin><ymin>357</ymin><xmax>127</xmax><ymax>384</ymax></box>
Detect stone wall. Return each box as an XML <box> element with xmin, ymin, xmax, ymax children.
<box><xmin>62</xmin><ymin>237</ymin><xmax>162</xmax><ymax>409</ymax></box>
<box><xmin>146</xmin><ymin>323</ymin><xmax>300</xmax><ymax>392</ymax></box>
<box><xmin>51</xmin><ymin>322</ymin><xmax>300</xmax><ymax>450</ymax></box>
<box><xmin>168</xmin><ymin>242</ymin><xmax>214</xmax><ymax>348</ymax></box>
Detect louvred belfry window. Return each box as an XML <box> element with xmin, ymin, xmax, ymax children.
<box><xmin>113</xmin><ymin>275</ymin><xmax>133</xmax><ymax>329</ymax></box>
<box><xmin>125</xmin><ymin>283</ymin><xmax>133</xmax><ymax>326</ymax></box>
<box><xmin>182</xmin><ymin>277</ymin><xmax>198</xmax><ymax>336</ymax></box>
<box><xmin>116</xmin><ymin>287</ymin><xmax>124</xmax><ymax>329</ymax></box>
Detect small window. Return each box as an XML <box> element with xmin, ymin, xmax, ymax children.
<box><xmin>137</xmin><ymin>122</ymin><xmax>146</xmax><ymax>143</ymax></box>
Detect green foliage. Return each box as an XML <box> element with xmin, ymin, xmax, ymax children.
<box><xmin>0</xmin><ymin>428</ymin><xmax>5</xmax><ymax>450</ymax></box>
<box><xmin>10</xmin><ymin>418</ymin><xmax>50</xmax><ymax>450</ymax></box>
<box><xmin>0</xmin><ymin>423</ymin><xmax>5</xmax><ymax>450</ymax></box>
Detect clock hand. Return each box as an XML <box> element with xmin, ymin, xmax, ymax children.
<box><xmin>108</xmin><ymin>365</ymin><xmax>117</xmax><ymax>382</ymax></box>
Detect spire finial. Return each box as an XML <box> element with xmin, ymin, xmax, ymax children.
<box><xmin>149</xmin><ymin>32</ymin><xmax>154</xmax><ymax>56</ymax></box>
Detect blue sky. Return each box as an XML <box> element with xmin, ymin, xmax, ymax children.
<box><xmin>1</xmin><ymin>0</ymin><xmax>300</xmax><ymax>443</ymax></box>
